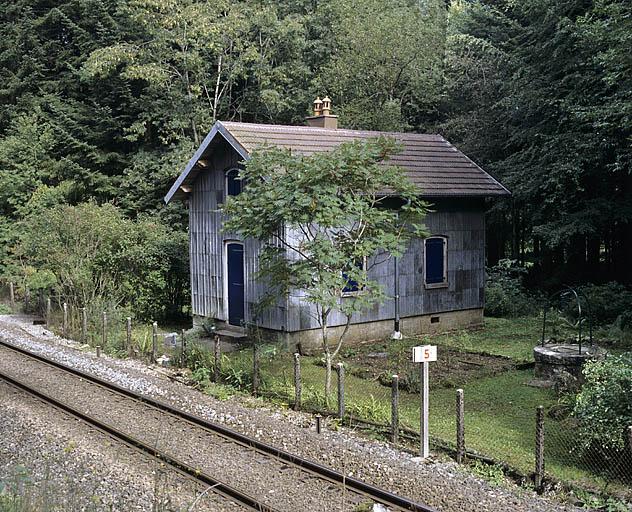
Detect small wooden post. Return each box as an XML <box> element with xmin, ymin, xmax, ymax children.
<box><xmin>391</xmin><ymin>374</ymin><xmax>399</xmax><ymax>444</ymax></box>
<box><xmin>81</xmin><ymin>307</ymin><xmax>87</xmax><ymax>343</ymax></box>
<box><xmin>535</xmin><ymin>405</ymin><xmax>545</xmax><ymax>492</ymax></box>
<box><xmin>252</xmin><ymin>343</ymin><xmax>260</xmax><ymax>396</ymax></box>
<box><xmin>213</xmin><ymin>335</ymin><xmax>221</xmax><ymax>382</ymax></box>
<box><xmin>315</xmin><ymin>414</ymin><xmax>322</xmax><ymax>434</ymax></box>
<box><xmin>293</xmin><ymin>353</ymin><xmax>301</xmax><ymax>411</ymax></box>
<box><xmin>126</xmin><ymin>317</ymin><xmax>132</xmax><ymax>355</ymax></box>
<box><xmin>180</xmin><ymin>328</ymin><xmax>186</xmax><ymax>367</ymax></box>
<box><xmin>62</xmin><ymin>303</ymin><xmax>68</xmax><ymax>338</ymax></box>
<box><xmin>337</xmin><ymin>362</ymin><xmax>345</xmax><ymax>420</ymax></box>
<box><xmin>24</xmin><ymin>287</ymin><xmax>30</xmax><ymax>312</ymax></box>
<box><xmin>151</xmin><ymin>322</ymin><xmax>158</xmax><ymax>363</ymax></box>
<box><xmin>46</xmin><ymin>298</ymin><xmax>51</xmax><ymax>328</ymax></box>
<box><xmin>96</xmin><ymin>346</ymin><xmax>101</xmax><ymax>358</ymax></box>
<box><xmin>102</xmin><ymin>311</ymin><xmax>107</xmax><ymax>347</ymax></box>
<box><xmin>9</xmin><ymin>282</ymin><xmax>14</xmax><ymax>309</ymax></box>
<box><xmin>456</xmin><ymin>389</ymin><xmax>465</xmax><ymax>464</ymax></box>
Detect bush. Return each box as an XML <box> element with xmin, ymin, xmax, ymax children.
<box><xmin>485</xmin><ymin>259</ymin><xmax>539</xmax><ymax>317</ymax></box>
<box><xmin>573</xmin><ymin>355</ymin><xmax>632</xmax><ymax>455</ymax></box>
<box><xmin>9</xmin><ymin>202</ymin><xmax>189</xmax><ymax>321</ymax></box>
<box><xmin>578</xmin><ymin>282</ymin><xmax>632</xmax><ymax>327</ymax></box>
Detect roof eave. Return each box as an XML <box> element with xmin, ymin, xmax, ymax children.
<box><xmin>163</xmin><ymin>121</ymin><xmax>250</xmax><ymax>204</ymax></box>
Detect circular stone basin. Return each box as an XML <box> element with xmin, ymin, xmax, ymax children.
<box><xmin>534</xmin><ymin>343</ymin><xmax>606</xmax><ymax>381</ymax></box>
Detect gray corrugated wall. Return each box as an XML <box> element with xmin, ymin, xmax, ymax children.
<box><xmin>189</xmin><ymin>143</ymin><xmax>287</xmax><ymax>329</ymax></box>
<box><xmin>288</xmin><ymin>200</ymin><xmax>486</xmax><ymax>330</ymax></box>
<box><xmin>189</xmin><ymin>143</ymin><xmax>485</xmax><ymax>332</ymax></box>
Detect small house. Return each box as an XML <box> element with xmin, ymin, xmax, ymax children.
<box><xmin>165</xmin><ymin>99</ymin><xmax>510</xmax><ymax>348</ymax></box>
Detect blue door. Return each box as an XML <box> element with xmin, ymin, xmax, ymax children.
<box><xmin>227</xmin><ymin>243</ymin><xmax>245</xmax><ymax>326</ymax></box>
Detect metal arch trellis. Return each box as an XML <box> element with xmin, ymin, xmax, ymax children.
<box><xmin>541</xmin><ymin>285</ymin><xmax>593</xmax><ymax>354</ymax></box>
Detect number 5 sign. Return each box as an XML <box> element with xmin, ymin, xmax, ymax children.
<box><xmin>412</xmin><ymin>345</ymin><xmax>437</xmax><ymax>363</ymax></box>
<box><xmin>412</xmin><ymin>345</ymin><xmax>437</xmax><ymax>459</ymax></box>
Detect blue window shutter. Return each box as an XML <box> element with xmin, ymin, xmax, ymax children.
<box><xmin>226</xmin><ymin>169</ymin><xmax>241</xmax><ymax>196</ymax></box>
<box><xmin>425</xmin><ymin>238</ymin><xmax>445</xmax><ymax>284</ymax></box>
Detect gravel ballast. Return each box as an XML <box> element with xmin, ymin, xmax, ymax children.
<box><xmin>0</xmin><ymin>381</ymin><xmax>242</xmax><ymax>511</ymax></box>
<box><xmin>0</xmin><ymin>314</ymin><xmax>582</xmax><ymax>512</ymax></box>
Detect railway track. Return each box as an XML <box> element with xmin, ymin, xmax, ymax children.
<box><xmin>0</xmin><ymin>338</ymin><xmax>437</xmax><ymax>512</ymax></box>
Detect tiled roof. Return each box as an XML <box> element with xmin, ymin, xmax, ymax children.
<box><xmin>222</xmin><ymin>122</ymin><xmax>509</xmax><ymax>197</ymax></box>
<box><xmin>164</xmin><ymin>121</ymin><xmax>510</xmax><ymax>203</ymax></box>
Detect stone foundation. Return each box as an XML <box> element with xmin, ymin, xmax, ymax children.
<box><xmin>533</xmin><ymin>343</ymin><xmax>606</xmax><ymax>383</ymax></box>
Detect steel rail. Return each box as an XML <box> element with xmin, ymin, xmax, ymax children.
<box><xmin>0</xmin><ymin>369</ymin><xmax>277</xmax><ymax>512</ymax></box>
<box><xmin>0</xmin><ymin>338</ymin><xmax>437</xmax><ymax>512</ymax></box>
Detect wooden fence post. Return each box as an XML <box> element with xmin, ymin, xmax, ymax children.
<box><xmin>96</xmin><ymin>346</ymin><xmax>101</xmax><ymax>358</ymax></box>
<box><xmin>180</xmin><ymin>328</ymin><xmax>186</xmax><ymax>367</ymax></box>
<box><xmin>9</xmin><ymin>282</ymin><xmax>14</xmax><ymax>309</ymax></box>
<box><xmin>102</xmin><ymin>311</ymin><xmax>107</xmax><ymax>348</ymax></box>
<box><xmin>214</xmin><ymin>335</ymin><xmax>221</xmax><ymax>382</ymax></box>
<box><xmin>535</xmin><ymin>405</ymin><xmax>545</xmax><ymax>492</ymax></box>
<box><xmin>391</xmin><ymin>374</ymin><xmax>399</xmax><ymax>444</ymax></box>
<box><xmin>337</xmin><ymin>362</ymin><xmax>345</xmax><ymax>420</ymax></box>
<box><xmin>46</xmin><ymin>298</ymin><xmax>51</xmax><ymax>328</ymax></box>
<box><xmin>456</xmin><ymin>388</ymin><xmax>465</xmax><ymax>464</ymax></box>
<box><xmin>252</xmin><ymin>343</ymin><xmax>260</xmax><ymax>396</ymax></box>
<box><xmin>126</xmin><ymin>317</ymin><xmax>132</xmax><ymax>355</ymax></box>
<box><xmin>293</xmin><ymin>353</ymin><xmax>301</xmax><ymax>411</ymax></box>
<box><xmin>81</xmin><ymin>307</ymin><xmax>87</xmax><ymax>343</ymax></box>
<box><xmin>151</xmin><ymin>321</ymin><xmax>158</xmax><ymax>363</ymax></box>
<box><xmin>62</xmin><ymin>303</ymin><xmax>68</xmax><ymax>338</ymax></box>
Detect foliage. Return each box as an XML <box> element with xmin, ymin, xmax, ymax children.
<box><xmin>444</xmin><ymin>0</ymin><xmax>632</xmax><ymax>286</ymax></box>
<box><xmin>573</xmin><ymin>355</ymin><xmax>632</xmax><ymax>455</ymax></box>
<box><xmin>469</xmin><ymin>460</ymin><xmax>507</xmax><ymax>487</ymax></box>
<box><xmin>10</xmin><ymin>203</ymin><xmax>188</xmax><ymax>321</ymax></box>
<box><xmin>485</xmin><ymin>260</ymin><xmax>539</xmax><ymax>317</ymax></box>
<box><xmin>223</xmin><ymin>137</ymin><xmax>428</xmax><ymax>397</ymax></box>
<box><xmin>315</xmin><ymin>0</ymin><xmax>445</xmax><ymax>131</ymax></box>
<box><xmin>578</xmin><ymin>283</ymin><xmax>632</xmax><ymax>327</ymax></box>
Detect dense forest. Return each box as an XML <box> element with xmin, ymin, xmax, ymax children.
<box><xmin>0</xmin><ymin>0</ymin><xmax>630</xmax><ymax>318</ymax></box>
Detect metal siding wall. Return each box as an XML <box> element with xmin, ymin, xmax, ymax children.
<box><xmin>189</xmin><ymin>143</ymin><xmax>288</xmax><ymax>329</ymax></box>
<box><xmin>190</xmin><ymin>161</ymin><xmax>485</xmax><ymax>331</ymax></box>
<box><xmin>288</xmin><ymin>205</ymin><xmax>486</xmax><ymax>331</ymax></box>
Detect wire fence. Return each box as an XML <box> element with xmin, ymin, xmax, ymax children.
<box><xmin>1</xmin><ymin>281</ymin><xmax>630</xmax><ymax>504</ymax></box>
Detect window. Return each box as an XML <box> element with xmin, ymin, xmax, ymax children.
<box><xmin>225</xmin><ymin>168</ymin><xmax>242</xmax><ymax>196</ymax></box>
<box><xmin>342</xmin><ymin>258</ymin><xmax>366</xmax><ymax>295</ymax></box>
<box><xmin>424</xmin><ymin>236</ymin><xmax>447</xmax><ymax>287</ymax></box>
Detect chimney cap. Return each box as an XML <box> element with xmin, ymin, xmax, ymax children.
<box><xmin>313</xmin><ymin>97</ymin><xmax>323</xmax><ymax>116</ymax></box>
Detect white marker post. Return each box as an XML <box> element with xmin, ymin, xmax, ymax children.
<box><xmin>413</xmin><ymin>345</ymin><xmax>437</xmax><ymax>458</ymax></box>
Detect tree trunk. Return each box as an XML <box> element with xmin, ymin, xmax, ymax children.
<box><xmin>324</xmin><ymin>352</ymin><xmax>332</xmax><ymax>407</ymax></box>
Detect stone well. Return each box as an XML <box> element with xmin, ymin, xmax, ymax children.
<box><xmin>533</xmin><ymin>343</ymin><xmax>606</xmax><ymax>383</ymax></box>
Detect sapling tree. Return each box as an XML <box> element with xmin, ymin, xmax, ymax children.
<box><xmin>222</xmin><ymin>137</ymin><xmax>428</xmax><ymax>401</ymax></box>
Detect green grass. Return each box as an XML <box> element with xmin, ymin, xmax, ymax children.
<box><xmin>426</xmin><ymin>316</ymin><xmax>542</xmax><ymax>362</ymax></box>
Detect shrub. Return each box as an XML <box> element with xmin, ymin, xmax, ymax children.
<box><xmin>485</xmin><ymin>259</ymin><xmax>539</xmax><ymax>317</ymax></box>
<box><xmin>578</xmin><ymin>282</ymin><xmax>632</xmax><ymax>327</ymax></box>
<box><xmin>9</xmin><ymin>202</ymin><xmax>189</xmax><ymax>321</ymax></box>
<box><xmin>573</xmin><ymin>355</ymin><xmax>632</xmax><ymax>456</ymax></box>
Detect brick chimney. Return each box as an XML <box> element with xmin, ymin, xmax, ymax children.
<box><xmin>306</xmin><ymin>96</ymin><xmax>338</xmax><ymax>129</ymax></box>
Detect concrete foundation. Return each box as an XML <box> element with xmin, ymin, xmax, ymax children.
<box><xmin>283</xmin><ymin>308</ymin><xmax>483</xmax><ymax>352</ymax></box>
<box><xmin>194</xmin><ymin>308</ymin><xmax>484</xmax><ymax>352</ymax></box>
